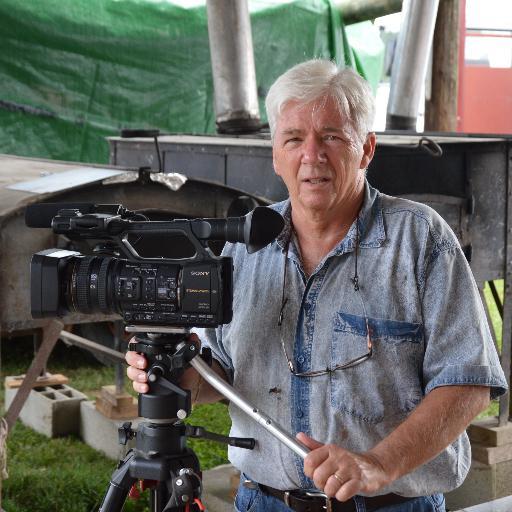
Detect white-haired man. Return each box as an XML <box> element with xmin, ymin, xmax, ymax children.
<box><xmin>127</xmin><ymin>60</ymin><xmax>507</xmax><ymax>512</ymax></box>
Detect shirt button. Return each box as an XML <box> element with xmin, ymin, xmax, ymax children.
<box><xmin>297</xmin><ymin>355</ymin><xmax>305</xmax><ymax>364</ymax></box>
<box><xmin>297</xmin><ymin>410</ymin><xmax>304</xmax><ymax>418</ymax></box>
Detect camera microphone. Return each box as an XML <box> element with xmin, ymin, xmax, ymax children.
<box><xmin>25</xmin><ymin>203</ymin><xmax>96</xmax><ymax>228</ymax></box>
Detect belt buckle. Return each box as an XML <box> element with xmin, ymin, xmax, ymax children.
<box><xmin>305</xmin><ymin>491</ymin><xmax>333</xmax><ymax>512</ymax></box>
<box><xmin>284</xmin><ymin>491</ymin><xmax>291</xmax><ymax>507</ymax></box>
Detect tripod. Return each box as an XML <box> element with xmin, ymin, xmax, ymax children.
<box><xmin>99</xmin><ymin>326</ymin><xmax>254</xmax><ymax>512</ymax></box>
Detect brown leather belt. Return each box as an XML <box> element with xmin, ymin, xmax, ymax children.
<box><xmin>259</xmin><ymin>484</ymin><xmax>415</xmax><ymax>512</ymax></box>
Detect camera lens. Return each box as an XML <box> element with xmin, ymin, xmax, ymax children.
<box><xmin>68</xmin><ymin>256</ymin><xmax>111</xmax><ymax>314</ymax></box>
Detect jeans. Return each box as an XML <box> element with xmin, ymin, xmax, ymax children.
<box><xmin>234</xmin><ymin>477</ymin><xmax>446</xmax><ymax>512</ymax></box>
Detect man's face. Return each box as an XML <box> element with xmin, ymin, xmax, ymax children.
<box><xmin>272</xmin><ymin>96</ymin><xmax>375</xmax><ymax>216</ymax></box>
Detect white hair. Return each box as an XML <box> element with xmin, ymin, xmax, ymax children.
<box><xmin>265</xmin><ymin>59</ymin><xmax>375</xmax><ymax>142</ymax></box>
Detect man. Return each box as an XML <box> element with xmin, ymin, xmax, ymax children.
<box><xmin>127</xmin><ymin>60</ymin><xmax>507</xmax><ymax>512</ymax></box>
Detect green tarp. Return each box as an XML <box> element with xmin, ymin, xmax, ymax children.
<box><xmin>0</xmin><ymin>0</ymin><xmax>383</xmax><ymax>164</ymax></box>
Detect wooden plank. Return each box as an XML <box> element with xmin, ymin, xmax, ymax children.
<box><xmin>95</xmin><ymin>386</ymin><xmax>138</xmax><ymax>419</ymax></box>
<box><xmin>4</xmin><ymin>373</ymin><xmax>68</xmax><ymax>389</ymax></box>
<box><xmin>99</xmin><ymin>385</ymin><xmax>134</xmax><ymax>408</ymax></box>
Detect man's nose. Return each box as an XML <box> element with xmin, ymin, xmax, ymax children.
<box><xmin>301</xmin><ymin>136</ymin><xmax>327</xmax><ymax>164</ymax></box>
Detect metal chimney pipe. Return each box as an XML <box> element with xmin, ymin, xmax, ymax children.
<box><xmin>386</xmin><ymin>0</ymin><xmax>440</xmax><ymax>130</ymax></box>
<box><xmin>333</xmin><ymin>0</ymin><xmax>403</xmax><ymax>25</ymax></box>
<box><xmin>206</xmin><ymin>0</ymin><xmax>261</xmax><ymax>134</ymax></box>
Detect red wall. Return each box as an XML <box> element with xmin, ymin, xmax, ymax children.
<box><xmin>457</xmin><ymin>0</ymin><xmax>512</xmax><ymax>135</ymax></box>
<box><xmin>458</xmin><ymin>66</ymin><xmax>512</xmax><ymax>134</ymax></box>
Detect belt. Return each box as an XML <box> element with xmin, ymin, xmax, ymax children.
<box><xmin>259</xmin><ymin>483</ymin><xmax>414</xmax><ymax>512</ymax></box>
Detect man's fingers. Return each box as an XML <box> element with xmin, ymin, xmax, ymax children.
<box><xmin>335</xmin><ymin>479</ymin><xmax>361</xmax><ymax>503</ymax></box>
<box><xmin>125</xmin><ymin>350</ymin><xmax>147</xmax><ymax>369</ymax></box>
<box><xmin>296</xmin><ymin>432</ymin><xmax>324</xmax><ymax>450</ymax></box>
<box><xmin>127</xmin><ymin>366</ymin><xmax>149</xmax><ymax>393</ymax></box>
<box><xmin>127</xmin><ymin>365</ymin><xmax>146</xmax><ymax>382</ymax></box>
<box><xmin>299</xmin><ymin>434</ymin><xmax>330</xmax><ymax>479</ymax></box>
<box><xmin>132</xmin><ymin>381</ymin><xmax>149</xmax><ymax>394</ymax></box>
<box><xmin>323</xmin><ymin>473</ymin><xmax>347</xmax><ymax>499</ymax></box>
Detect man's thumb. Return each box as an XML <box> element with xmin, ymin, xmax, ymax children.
<box><xmin>296</xmin><ymin>432</ymin><xmax>324</xmax><ymax>450</ymax></box>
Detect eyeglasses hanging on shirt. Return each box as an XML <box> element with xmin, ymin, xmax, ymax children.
<box><xmin>277</xmin><ymin>219</ymin><xmax>373</xmax><ymax>378</ymax></box>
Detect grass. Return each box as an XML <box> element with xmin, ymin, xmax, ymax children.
<box><xmin>0</xmin><ymin>339</ymin><xmax>230</xmax><ymax>512</ymax></box>
<box><xmin>3</xmin><ymin>423</ymin><xmax>145</xmax><ymax>512</ymax></box>
<box><xmin>478</xmin><ymin>281</ymin><xmax>504</xmax><ymax>419</ymax></box>
<box><xmin>0</xmin><ymin>282</ymin><xmax>506</xmax><ymax>510</ymax></box>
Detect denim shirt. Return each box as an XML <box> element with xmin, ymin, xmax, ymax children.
<box><xmin>196</xmin><ymin>182</ymin><xmax>507</xmax><ymax>497</ymax></box>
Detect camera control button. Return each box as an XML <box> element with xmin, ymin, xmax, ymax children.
<box><xmin>157</xmin><ymin>287</ymin><xmax>168</xmax><ymax>300</ymax></box>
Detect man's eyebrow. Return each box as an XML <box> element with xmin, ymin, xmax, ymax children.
<box><xmin>280</xmin><ymin>128</ymin><xmax>303</xmax><ymax>135</ymax></box>
<box><xmin>279</xmin><ymin>126</ymin><xmax>347</xmax><ymax>136</ymax></box>
<box><xmin>321</xmin><ymin>126</ymin><xmax>345</xmax><ymax>133</ymax></box>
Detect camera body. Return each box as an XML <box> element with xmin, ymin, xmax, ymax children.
<box><xmin>31</xmin><ymin>249</ymin><xmax>232</xmax><ymax>327</ymax></box>
<box><xmin>27</xmin><ymin>203</ymin><xmax>283</xmax><ymax>328</ymax></box>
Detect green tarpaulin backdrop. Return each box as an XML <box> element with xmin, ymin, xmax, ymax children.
<box><xmin>0</xmin><ymin>0</ymin><xmax>383</xmax><ymax>163</ymax></box>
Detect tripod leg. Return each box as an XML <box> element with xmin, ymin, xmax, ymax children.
<box><xmin>99</xmin><ymin>452</ymin><xmax>137</xmax><ymax>512</ymax></box>
<box><xmin>151</xmin><ymin>482</ymin><xmax>168</xmax><ymax>512</ymax></box>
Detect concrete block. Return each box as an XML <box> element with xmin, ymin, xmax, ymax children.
<box><xmin>79</xmin><ymin>400</ymin><xmax>141</xmax><ymax>460</ymax></box>
<box><xmin>448</xmin><ymin>420</ymin><xmax>512</xmax><ymax>509</ymax></box>
<box><xmin>446</xmin><ymin>457</ymin><xmax>512</xmax><ymax>510</ymax></box>
<box><xmin>472</xmin><ymin>441</ymin><xmax>512</xmax><ymax>465</ymax></box>
<box><xmin>453</xmin><ymin>495</ymin><xmax>512</xmax><ymax>511</ymax></box>
<box><xmin>5</xmin><ymin>382</ymin><xmax>86</xmax><ymax>438</ymax></box>
<box><xmin>494</xmin><ymin>458</ymin><xmax>512</xmax><ymax>499</ymax></box>
<box><xmin>446</xmin><ymin>460</ymin><xmax>496</xmax><ymax>510</ymax></box>
<box><xmin>469</xmin><ymin>419</ymin><xmax>512</xmax><ymax>447</ymax></box>
<box><xmin>201</xmin><ymin>464</ymin><xmax>238</xmax><ymax>512</ymax></box>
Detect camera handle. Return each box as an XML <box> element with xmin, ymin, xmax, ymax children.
<box><xmin>127</xmin><ymin>325</ymin><xmax>308</xmax><ymax>458</ymax></box>
<box><xmin>189</xmin><ymin>356</ymin><xmax>309</xmax><ymax>459</ymax></box>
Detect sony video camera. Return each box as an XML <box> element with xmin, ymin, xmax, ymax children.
<box><xmin>26</xmin><ymin>203</ymin><xmax>284</xmax><ymax>328</ymax></box>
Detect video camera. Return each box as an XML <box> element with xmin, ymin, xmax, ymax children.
<box><xmin>25</xmin><ymin>201</ymin><xmax>286</xmax><ymax>512</ymax></box>
<box><xmin>26</xmin><ymin>202</ymin><xmax>284</xmax><ymax>327</ymax></box>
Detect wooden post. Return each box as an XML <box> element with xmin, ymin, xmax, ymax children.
<box><xmin>425</xmin><ymin>0</ymin><xmax>460</xmax><ymax>132</ymax></box>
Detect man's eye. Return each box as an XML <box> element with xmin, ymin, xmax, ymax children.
<box><xmin>324</xmin><ymin>135</ymin><xmax>340</xmax><ymax>142</ymax></box>
<box><xmin>284</xmin><ymin>138</ymin><xmax>301</xmax><ymax>144</ymax></box>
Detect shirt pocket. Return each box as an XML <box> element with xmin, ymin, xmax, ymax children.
<box><xmin>330</xmin><ymin>311</ymin><xmax>424</xmax><ymax>424</ymax></box>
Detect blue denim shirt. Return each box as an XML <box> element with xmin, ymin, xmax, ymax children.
<box><xmin>196</xmin><ymin>182</ymin><xmax>507</xmax><ymax>497</ymax></box>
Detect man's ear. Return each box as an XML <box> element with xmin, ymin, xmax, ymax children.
<box><xmin>359</xmin><ymin>132</ymin><xmax>376</xmax><ymax>169</ymax></box>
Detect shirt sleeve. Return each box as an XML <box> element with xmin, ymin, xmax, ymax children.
<box><xmin>421</xmin><ymin>244</ymin><xmax>508</xmax><ymax>399</ymax></box>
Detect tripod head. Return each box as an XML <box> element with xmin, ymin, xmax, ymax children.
<box><xmin>127</xmin><ymin>325</ymin><xmax>198</xmax><ymax>422</ymax></box>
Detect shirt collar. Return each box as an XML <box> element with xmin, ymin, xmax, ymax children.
<box><xmin>274</xmin><ymin>180</ymin><xmax>386</xmax><ymax>253</ymax></box>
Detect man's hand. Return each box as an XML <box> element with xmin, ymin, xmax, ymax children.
<box><xmin>298</xmin><ymin>433</ymin><xmax>392</xmax><ymax>502</ymax></box>
<box><xmin>125</xmin><ymin>349</ymin><xmax>150</xmax><ymax>393</ymax></box>
<box><xmin>299</xmin><ymin>385</ymin><xmax>490</xmax><ymax>502</ymax></box>
<box><xmin>125</xmin><ymin>333</ymin><xmax>202</xmax><ymax>395</ymax></box>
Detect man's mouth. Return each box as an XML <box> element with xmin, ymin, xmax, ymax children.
<box><xmin>303</xmin><ymin>177</ymin><xmax>329</xmax><ymax>184</ymax></box>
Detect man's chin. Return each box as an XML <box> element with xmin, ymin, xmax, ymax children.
<box><xmin>295</xmin><ymin>195</ymin><xmax>334</xmax><ymax>213</ymax></box>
